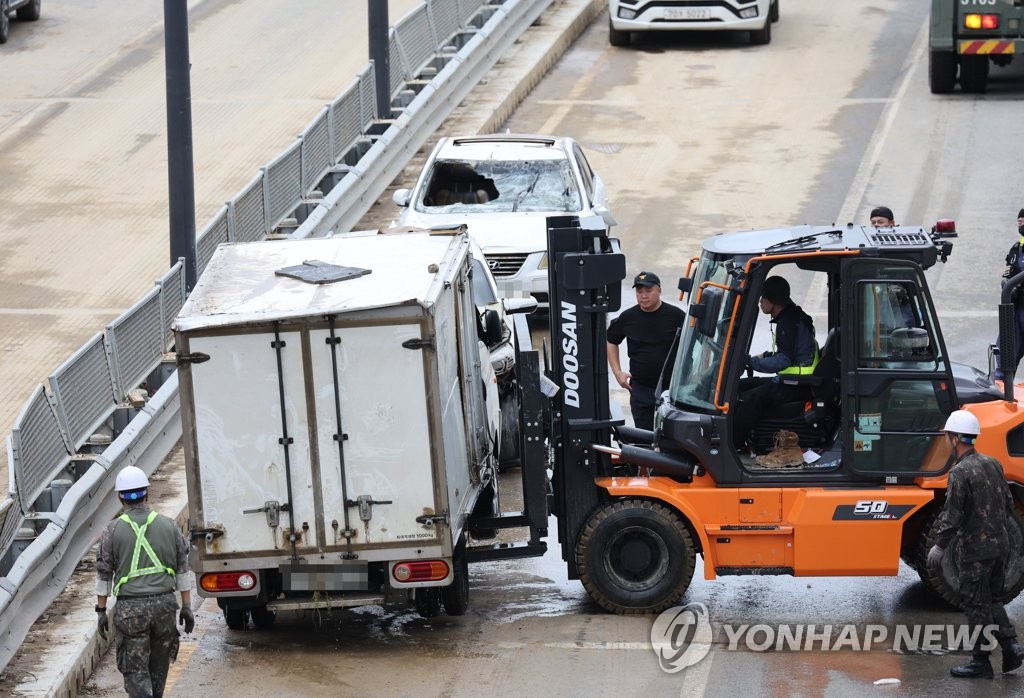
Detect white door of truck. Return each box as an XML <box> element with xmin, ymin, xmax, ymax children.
<box><xmin>309</xmin><ymin>322</ymin><xmax>439</xmax><ymax>549</ymax></box>
<box><xmin>188</xmin><ymin>330</ymin><xmax>317</xmax><ymax>556</ymax></box>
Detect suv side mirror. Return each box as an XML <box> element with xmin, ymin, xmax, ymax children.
<box><xmin>393</xmin><ymin>189</ymin><xmax>411</xmax><ymax>207</ymax></box>
<box><xmin>503</xmin><ymin>297</ymin><xmax>538</xmax><ymax>315</ymax></box>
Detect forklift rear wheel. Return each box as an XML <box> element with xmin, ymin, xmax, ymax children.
<box><xmin>415</xmin><ymin>587</ymin><xmax>443</xmax><ymax>618</ymax></box>
<box><xmin>442</xmin><ymin>545</ymin><xmax>470</xmax><ymax>616</ymax></box>
<box><xmin>250</xmin><ymin>604</ymin><xmax>277</xmax><ymax>628</ymax></box>
<box><xmin>914</xmin><ymin>506</ymin><xmax>1024</xmax><ymax>608</ymax></box>
<box><xmin>576</xmin><ymin>499</ymin><xmax>696</xmax><ymax>614</ymax></box>
<box><xmin>224</xmin><ymin>607</ymin><xmax>249</xmax><ymax>630</ymax></box>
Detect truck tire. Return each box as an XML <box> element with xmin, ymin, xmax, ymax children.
<box><xmin>576</xmin><ymin>499</ymin><xmax>696</xmax><ymax>614</ymax></box>
<box><xmin>928</xmin><ymin>50</ymin><xmax>957</xmax><ymax>94</ymax></box>
<box><xmin>913</xmin><ymin>507</ymin><xmax>1024</xmax><ymax>608</ymax></box>
<box><xmin>17</xmin><ymin>0</ymin><xmax>40</xmax><ymax>21</ymax></box>
<box><xmin>770</xmin><ymin>0</ymin><xmax>779</xmax><ymax>23</ymax></box>
<box><xmin>250</xmin><ymin>604</ymin><xmax>277</xmax><ymax>629</ymax></box>
<box><xmin>609</xmin><ymin>18</ymin><xmax>629</xmax><ymax>47</ymax></box>
<box><xmin>749</xmin><ymin>16</ymin><xmax>771</xmax><ymax>45</ymax></box>
<box><xmin>959</xmin><ymin>55</ymin><xmax>989</xmax><ymax>94</ymax></box>
<box><xmin>497</xmin><ymin>387</ymin><xmax>521</xmax><ymax>469</ymax></box>
<box><xmin>415</xmin><ymin>587</ymin><xmax>443</xmax><ymax>618</ymax></box>
<box><xmin>224</xmin><ymin>607</ymin><xmax>249</xmax><ymax>630</ymax></box>
<box><xmin>442</xmin><ymin>545</ymin><xmax>470</xmax><ymax>616</ymax></box>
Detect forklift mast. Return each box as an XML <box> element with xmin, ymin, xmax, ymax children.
<box><xmin>544</xmin><ymin>216</ymin><xmax>625</xmax><ymax>578</ymax></box>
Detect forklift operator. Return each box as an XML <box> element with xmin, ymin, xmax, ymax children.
<box><xmin>733</xmin><ymin>276</ymin><xmax>817</xmax><ymax>451</ymax></box>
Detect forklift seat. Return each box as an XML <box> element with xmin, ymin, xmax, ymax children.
<box><xmin>751</xmin><ymin>327</ymin><xmax>841</xmax><ymax>452</ymax></box>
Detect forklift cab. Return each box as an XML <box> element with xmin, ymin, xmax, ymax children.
<box><xmin>663</xmin><ymin>224</ymin><xmax>962</xmax><ymax>486</ymax></box>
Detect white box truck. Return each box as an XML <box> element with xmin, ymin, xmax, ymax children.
<box><xmin>175</xmin><ymin>230</ymin><xmax>526</xmax><ymax>628</ymax></box>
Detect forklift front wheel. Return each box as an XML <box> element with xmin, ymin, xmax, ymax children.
<box><xmin>576</xmin><ymin>499</ymin><xmax>696</xmax><ymax>614</ymax></box>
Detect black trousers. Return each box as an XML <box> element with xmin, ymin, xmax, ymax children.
<box><xmin>733</xmin><ymin>377</ymin><xmax>808</xmax><ymax>449</ymax></box>
<box><xmin>629</xmin><ymin>381</ymin><xmax>657</xmax><ymax>432</ymax></box>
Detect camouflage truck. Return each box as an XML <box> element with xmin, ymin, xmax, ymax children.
<box><xmin>930</xmin><ymin>0</ymin><xmax>1024</xmax><ymax>94</ymax></box>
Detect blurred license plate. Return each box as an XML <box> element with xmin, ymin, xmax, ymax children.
<box><xmin>665</xmin><ymin>8</ymin><xmax>711</xmax><ymax>20</ymax></box>
<box><xmin>281</xmin><ymin>562</ymin><xmax>368</xmax><ymax>591</ymax></box>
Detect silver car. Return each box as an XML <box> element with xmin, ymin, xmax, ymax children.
<box><xmin>393</xmin><ymin>134</ymin><xmax>616</xmax><ymax>308</ymax></box>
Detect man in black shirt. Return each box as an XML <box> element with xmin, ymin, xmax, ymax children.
<box><xmin>607</xmin><ymin>271</ymin><xmax>686</xmax><ymax>431</ymax></box>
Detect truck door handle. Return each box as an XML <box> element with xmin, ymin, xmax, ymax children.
<box><xmin>243</xmin><ymin>500</ymin><xmax>283</xmax><ymax>527</ymax></box>
<box><xmin>346</xmin><ymin>495</ymin><xmax>392</xmax><ymax>522</ymax></box>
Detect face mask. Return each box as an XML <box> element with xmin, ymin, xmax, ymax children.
<box><xmin>1019</xmin><ymin>224</ymin><xmax>1024</xmax><ymax>236</ymax></box>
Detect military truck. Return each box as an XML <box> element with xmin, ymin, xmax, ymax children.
<box><xmin>930</xmin><ymin>0</ymin><xmax>1024</xmax><ymax>94</ymax></box>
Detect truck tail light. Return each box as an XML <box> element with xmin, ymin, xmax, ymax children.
<box><xmin>392</xmin><ymin>560</ymin><xmax>450</xmax><ymax>583</ymax></box>
<box><xmin>200</xmin><ymin>571</ymin><xmax>257</xmax><ymax>592</ymax></box>
<box><xmin>964</xmin><ymin>14</ymin><xmax>999</xmax><ymax>30</ymax></box>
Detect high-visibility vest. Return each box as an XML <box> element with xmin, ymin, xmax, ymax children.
<box><xmin>113</xmin><ymin>511</ymin><xmax>175</xmax><ymax>596</ymax></box>
<box><xmin>775</xmin><ymin>330</ymin><xmax>820</xmax><ymax>376</ymax></box>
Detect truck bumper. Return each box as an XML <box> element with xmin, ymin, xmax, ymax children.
<box><xmin>958</xmin><ymin>39</ymin><xmax>1021</xmax><ymax>55</ymax></box>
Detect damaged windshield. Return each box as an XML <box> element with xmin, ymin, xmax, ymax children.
<box><xmin>418</xmin><ymin>159</ymin><xmax>582</xmax><ymax>213</ymax></box>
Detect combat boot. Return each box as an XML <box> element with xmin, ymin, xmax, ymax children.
<box><xmin>755</xmin><ymin>430</ymin><xmax>803</xmax><ymax>468</ymax></box>
<box><xmin>1001</xmin><ymin>640</ymin><xmax>1024</xmax><ymax>673</ymax></box>
<box><xmin>950</xmin><ymin>656</ymin><xmax>994</xmax><ymax>679</ymax></box>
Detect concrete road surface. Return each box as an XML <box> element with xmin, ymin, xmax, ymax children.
<box><xmin>65</xmin><ymin>0</ymin><xmax>1024</xmax><ymax>695</ymax></box>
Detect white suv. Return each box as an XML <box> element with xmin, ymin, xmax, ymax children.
<box><xmin>608</xmin><ymin>0</ymin><xmax>779</xmax><ymax>47</ymax></box>
<box><xmin>393</xmin><ymin>134</ymin><xmax>616</xmax><ymax>308</ymax></box>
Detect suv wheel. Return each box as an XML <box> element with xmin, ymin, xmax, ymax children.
<box><xmin>18</xmin><ymin>0</ymin><xmax>41</xmax><ymax>22</ymax></box>
<box><xmin>0</xmin><ymin>1</ymin><xmax>10</xmax><ymax>45</ymax></box>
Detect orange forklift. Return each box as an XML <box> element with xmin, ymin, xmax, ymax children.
<box><xmin>522</xmin><ymin>216</ymin><xmax>1024</xmax><ymax>614</ymax></box>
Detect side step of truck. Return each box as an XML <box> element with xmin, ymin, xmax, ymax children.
<box><xmin>466</xmin><ymin>540</ymin><xmax>547</xmax><ymax>563</ymax></box>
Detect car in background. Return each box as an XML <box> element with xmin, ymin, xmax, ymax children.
<box><xmin>392</xmin><ymin>134</ymin><xmax>616</xmax><ymax>308</ymax></box>
<box><xmin>1</xmin><ymin>0</ymin><xmax>41</xmax><ymax>44</ymax></box>
<box><xmin>608</xmin><ymin>0</ymin><xmax>779</xmax><ymax>47</ymax></box>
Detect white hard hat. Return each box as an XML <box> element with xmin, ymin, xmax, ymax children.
<box><xmin>942</xmin><ymin>410</ymin><xmax>981</xmax><ymax>436</ymax></box>
<box><xmin>115</xmin><ymin>466</ymin><xmax>149</xmax><ymax>494</ymax></box>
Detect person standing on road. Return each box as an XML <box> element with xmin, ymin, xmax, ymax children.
<box><xmin>928</xmin><ymin>410</ymin><xmax>1024</xmax><ymax>679</ymax></box>
<box><xmin>869</xmin><ymin>205</ymin><xmax>896</xmax><ymax>227</ymax></box>
<box><xmin>96</xmin><ymin>466</ymin><xmax>194</xmax><ymax>698</ymax></box>
<box><xmin>995</xmin><ymin>208</ymin><xmax>1024</xmax><ymax>381</ymax></box>
<box><xmin>607</xmin><ymin>271</ymin><xmax>686</xmax><ymax>431</ymax></box>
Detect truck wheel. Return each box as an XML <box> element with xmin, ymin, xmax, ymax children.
<box><xmin>770</xmin><ymin>0</ymin><xmax>779</xmax><ymax>22</ymax></box>
<box><xmin>442</xmin><ymin>546</ymin><xmax>470</xmax><ymax>616</ymax></box>
<box><xmin>914</xmin><ymin>507</ymin><xmax>1024</xmax><ymax>607</ymax></box>
<box><xmin>959</xmin><ymin>55</ymin><xmax>989</xmax><ymax>94</ymax></box>
<box><xmin>224</xmin><ymin>607</ymin><xmax>249</xmax><ymax>630</ymax></box>
<box><xmin>749</xmin><ymin>16</ymin><xmax>771</xmax><ymax>45</ymax></box>
<box><xmin>498</xmin><ymin>388</ymin><xmax>521</xmax><ymax>469</ymax></box>
<box><xmin>928</xmin><ymin>50</ymin><xmax>957</xmax><ymax>94</ymax></box>
<box><xmin>576</xmin><ymin>499</ymin><xmax>696</xmax><ymax>614</ymax></box>
<box><xmin>609</xmin><ymin>18</ymin><xmax>629</xmax><ymax>47</ymax></box>
<box><xmin>250</xmin><ymin>604</ymin><xmax>277</xmax><ymax>629</ymax></box>
<box><xmin>415</xmin><ymin>587</ymin><xmax>443</xmax><ymax>618</ymax></box>
<box><xmin>17</xmin><ymin>0</ymin><xmax>40</xmax><ymax>21</ymax></box>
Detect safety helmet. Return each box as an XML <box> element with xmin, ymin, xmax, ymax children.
<box><xmin>942</xmin><ymin>410</ymin><xmax>980</xmax><ymax>436</ymax></box>
<box><xmin>115</xmin><ymin>466</ymin><xmax>149</xmax><ymax>501</ymax></box>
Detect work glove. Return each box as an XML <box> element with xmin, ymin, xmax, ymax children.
<box><xmin>927</xmin><ymin>544</ymin><xmax>944</xmax><ymax>568</ymax></box>
<box><xmin>97</xmin><ymin>609</ymin><xmax>109</xmax><ymax>640</ymax></box>
<box><xmin>179</xmin><ymin>606</ymin><xmax>195</xmax><ymax>634</ymax></box>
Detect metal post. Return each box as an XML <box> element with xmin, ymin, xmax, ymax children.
<box><xmin>164</xmin><ymin>0</ymin><xmax>198</xmax><ymax>290</ymax></box>
<box><xmin>368</xmin><ymin>0</ymin><xmax>390</xmax><ymax>119</ymax></box>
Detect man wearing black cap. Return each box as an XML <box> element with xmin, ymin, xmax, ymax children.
<box><xmin>870</xmin><ymin>206</ymin><xmax>896</xmax><ymax>227</ymax></box>
<box><xmin>607</xmin><ymin>271</ymin><xmax>686</xmax><ymax>431</ymax></box>
<box><xmin>733</xmin><ymin>275</ymin><xmax>817</xmax><ymax>454</ymax></box>
<box><xmin>995</xmin><ymin>209</ymin><xmax>1024</xmax><ymax>380</ymax></box>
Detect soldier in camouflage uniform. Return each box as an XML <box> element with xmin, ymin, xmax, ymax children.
<box><xmin>95</xmin><ymin>466</ymin><xmax>194</xmax><ymax>698</ymax></box>
<box><xmin>929</xmin><ymin>410</ymin><xmax>1024</xmax><ymax>679</ymax></box>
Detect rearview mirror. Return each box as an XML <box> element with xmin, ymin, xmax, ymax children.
<box><xmin>688</xmin><ymin>287</ymin><xmax>723</xmax><ymax>338</ymax></box>
<box><xmin>392</xmin><ymin>189</ymin><xmax>411</xmax><ymax>207</ymax></box>
<box><xmin>503</xmin><ymin>297</ymin><xmax>538</xmax><ymax>315</ymax></box>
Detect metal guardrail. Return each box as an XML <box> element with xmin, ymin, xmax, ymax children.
<box><xmin>0</xmin><ymin>0</ymin><xmax>550</xmax><ymax>673</ymax></box>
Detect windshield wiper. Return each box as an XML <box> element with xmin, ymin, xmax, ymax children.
<box><xmin>512</xmin><ymin>172</ymin><xmax>541</xmax><ymax>212</ymax></box>
<box><xmin>764</xmin><ymin>230</ymin><xmax>841</xmax><ymax>252</ymax></box>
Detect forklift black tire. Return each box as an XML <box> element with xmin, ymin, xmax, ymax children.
<box><xmin>442</xmin><ymin>545</ymin><xmax>470</xmax><ymax>616</ymax></box>
<box><xmin>415</xmin><ymin>587</ymin><xmax>443</xmax><ymax>618</ymax></box>
<box><xmin>576</xmin><ymin>499</ymin><xmax>696</xmax><ymax>614</ymax></box>
<box><xmin>250</xmin><ymin>604</ymin><xmax>277</xmax><ymax>629</ymax></box>
<box><xmin>224</xmin><ymin>607</ymin><xmax>249</xmax><ymax>630</ymax></box>
<box><xmin>914</xmin><ymin>506</ymin><xmax>1024</xmax><ymax>608</ymax></box>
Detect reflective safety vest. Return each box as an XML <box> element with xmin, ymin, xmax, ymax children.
<box><xmin>113</xmin><ymin>511</ymin><xmax>175</xmax><ymax>596</ymax></box>
<box><xmin>777</xmin><ymin>339</ymin><xmax>820</xmax><ymax>376</ymax></box>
